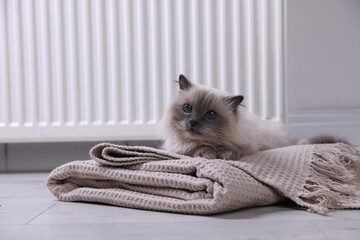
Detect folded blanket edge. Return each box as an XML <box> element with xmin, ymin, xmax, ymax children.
<box><xmin>295</xmin><ymin>143</ymin><xmax>360</xmax><ymax>214</ymax></box>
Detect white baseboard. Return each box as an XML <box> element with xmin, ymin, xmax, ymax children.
<box><xmin>0</xmin><ymin>140</ymin><xmax>161</xmax><ymax>172</ymax></box>
<box><xmin>2</xmin><ymin>110</ymin><xmax>359</xmax><ymax>172</ymax></box>
<box><xmin>288</xmin><ymin>109</ymin><xmax>360</xmax><ymax>145</ymax></box>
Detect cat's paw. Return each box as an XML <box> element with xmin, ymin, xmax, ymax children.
<box><xmin>216</xmin><ymin>148</ymin><xmax>240</xmax><ymax>160</ymax></box>
<box><xmin>193</xmin><ymin>147</ymin><xmax>217</xmax><ymax>159</ymax></box>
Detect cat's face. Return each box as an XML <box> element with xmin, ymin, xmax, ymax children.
<box><xmin>167</xmin><ymin>75</ymin><xmax>244</xmax><ymax>143</ymax></box>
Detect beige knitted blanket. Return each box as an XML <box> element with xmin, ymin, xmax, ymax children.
<box><xmin>47</xmin><ymin>143</ymin><xmax>360</xmax><ymax>215</ymax></box>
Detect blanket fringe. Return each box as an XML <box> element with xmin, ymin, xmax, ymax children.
<box><xmin>299</xmin><ymin>144</ymin><xmax>360</xmax><ymax>214</ymax></box>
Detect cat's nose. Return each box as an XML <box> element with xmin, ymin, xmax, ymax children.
<box><xmin>189</xmin><ymin>120</ymin><xmax>199</xmax><ymax>127</ymax></box>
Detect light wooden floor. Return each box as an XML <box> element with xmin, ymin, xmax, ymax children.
<box><xmin>1</xmin><ymin>173</ymin><xmax>360</xmax><ymax>240</ymax></box>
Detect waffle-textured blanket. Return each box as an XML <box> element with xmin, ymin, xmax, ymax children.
<box><xmin>47</xmin><ymin>143</ymin><xmax>360</xmax><ymax>215</ymax></box>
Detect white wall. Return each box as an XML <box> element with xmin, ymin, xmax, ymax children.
<box><xmin>1</xmin><ymin>0</ymin><xmax>360</xmax><ymax>172</ymax></box>
<box><xmin>287</xmin><ymin>0</ymin><xmax>360</xmax><ymax>111</ymax></box>
<box><xmin>287</xmin><ymin>0</ymin><xmax>360</xmax><ymax>145</ymax></box>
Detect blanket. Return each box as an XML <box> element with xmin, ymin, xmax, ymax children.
<box><xmin>47</xmin><ymin>143</ymin><xmax>360</xmax><ymax>215</ymax></box>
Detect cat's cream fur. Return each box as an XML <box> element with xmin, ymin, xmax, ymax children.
<box><xmin>159</xmin><ymin>75</ymin><xmax>298</xmax><ymax>160</ymax></box>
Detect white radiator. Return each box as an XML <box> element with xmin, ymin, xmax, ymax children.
<box><xmin>0</xmin><ymin>0</ymin><xmax>286</xmax><ymax>143</ymax></box>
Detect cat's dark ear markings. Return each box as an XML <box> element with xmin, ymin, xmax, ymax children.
<box><xmin>178</xmin><ymin>74</ymin><xmax>192</xmax><ymax>91</ymax></box>
<box><xmin>225</xmin><ymin>95</ymin><xmax>244</xmax><ymax>112</ymax></box>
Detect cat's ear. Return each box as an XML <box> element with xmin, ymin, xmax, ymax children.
<box><xmin>225</xmin><ymin>95</ymin><xmax>244</xmax><ymax>112</ymax></box>
<box><xmin>178</xmin><ymin>74</ymin><xmax>193</xmax><ymax>91</ymax></box>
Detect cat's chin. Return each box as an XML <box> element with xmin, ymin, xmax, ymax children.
<box><xmin>183</xmin><ymin>129</ymin><xmax>202</xmax><ymax>139</ymax></box>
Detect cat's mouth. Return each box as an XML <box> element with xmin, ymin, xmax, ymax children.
<box><xmin>186</xmin><ymin>127</ymin><xmax>202</xmax><ymax>136</ymax></box>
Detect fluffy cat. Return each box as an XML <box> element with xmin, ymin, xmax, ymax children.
<box><xmin>159</xmin><ymin>75</ymin><xmax>345</xmax><ymax>160</ymax></box>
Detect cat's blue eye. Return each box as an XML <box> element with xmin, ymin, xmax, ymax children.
<box><xmin>183</xmin><ymin>104</ymin><xmax>192</xmax><ymax>113</ymax></box>
<box><xmin>205</xmin><ymin>111</ymin><xmax>217</xmax><ymax>120</ymax></box>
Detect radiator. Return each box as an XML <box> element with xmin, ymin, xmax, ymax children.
<box><xmin>0</xmin><ymin>0</ymin><xmax>286</xmax><ymax>143</ymax></box>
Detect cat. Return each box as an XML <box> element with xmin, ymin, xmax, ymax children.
<box><xmin>159</xmin><ymin>74</ymin><xmax>346</xmax><ymax>160</ymax></box>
